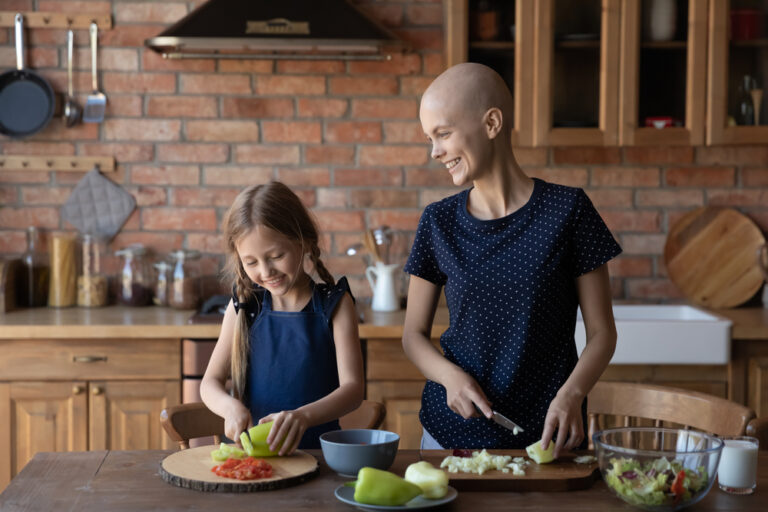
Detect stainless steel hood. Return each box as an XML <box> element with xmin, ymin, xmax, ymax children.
<box><xmin>145</xmin><ymin>0</ymin><xmax>407</xmax><ymax>60</ymax></box>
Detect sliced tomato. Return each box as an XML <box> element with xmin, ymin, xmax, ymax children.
<box><xmin>670</xmin><ymin>469</ymin><xmax>686</xmax><ymax>503</ymax></box>
<box><xmin>211</xmin><ymin>457</ymin><xmax>273</xmax><ymax>481</ymax></box>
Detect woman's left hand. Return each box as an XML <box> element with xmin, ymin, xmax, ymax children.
<box><xmin>540</xmin><ymin>388</ymin><xmax>584</xmax><ymax>459</ymax></box>
<box><xmin>259</xmin><ymin>410</ymin><xmax>309</xmax><ymax>456</ymax></box>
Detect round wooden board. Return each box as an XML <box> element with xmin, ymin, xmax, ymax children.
<box><xmin>664</xmin><ymin>207</ymin><xmax>766</xmax><ymax>309</ymax></box>
<box><xmin>160</xmin><ymin>446</ymin><xmax>319</xmax><ymax>492</ymax></box>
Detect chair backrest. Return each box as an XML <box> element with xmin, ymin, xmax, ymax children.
<box><xmin>586</xmin><ymin>381</ymin><xmax>757</xmax><ymax>448</ymax></box>
<box><xmin>161</xmin><ymin>400</ymin><xmax>386</xmax><ymax>450</ymax></box>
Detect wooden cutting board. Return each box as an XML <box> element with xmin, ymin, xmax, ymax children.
<box><xmin>664</xmin><ymin>207</ymin><xmax>766</xmax><ymax>309</ymax></box>
<box><xmin>419</xmin><ymin>450</ymin><xmax>600</xmax><ymax>491</ymax></box>
<box><xmin>160</xmin><ymin>445</ymin><xmax>318</xmax><ymax>492</ymax></box>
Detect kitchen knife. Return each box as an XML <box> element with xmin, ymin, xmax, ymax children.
<box><xmin>491</xmin><ymin>410</ymin><xmax>524</xmax><ymax>435</ymax></box>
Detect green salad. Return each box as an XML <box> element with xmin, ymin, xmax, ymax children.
<box><xmin>604</xmin><ymin>457</ymin><xmax>709</xmax><ymax>507</ymax></box>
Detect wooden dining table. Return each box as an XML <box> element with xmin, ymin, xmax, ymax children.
<box><xmin>0</xmin><ymin>449</ymin><xmax>766</xmax><ymax>511</ymax></box>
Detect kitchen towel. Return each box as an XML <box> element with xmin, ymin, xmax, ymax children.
<box><xmin>61</xmin><ymin>168</ymin><xmax>136</xmax><ymax>240</ymax></box>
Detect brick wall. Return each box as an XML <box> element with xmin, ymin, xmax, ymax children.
<box><xmin>1</xmin><ymin>0</ymin><xmax>767</xmax><ymax>303</ymax></box>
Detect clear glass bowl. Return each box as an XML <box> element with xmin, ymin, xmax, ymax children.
<box><xmin>593</xmin><ymin>427</ymin><xmax>723</xmax><ymax>511</ymax></box>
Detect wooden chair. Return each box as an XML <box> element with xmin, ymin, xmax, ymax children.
<box><xmin>587</xmin><ymin>381</ymin><xmax>767</xmax><ymax>449</ymax></box>
<box><xmin>161</xmin><ymin>400</ymin><xmax>386</xmax><ymax>450</ymax></box>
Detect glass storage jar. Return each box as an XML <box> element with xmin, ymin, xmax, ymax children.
<box><xmin>153</xmin><ymin>261</ymin><xmax>172</xmax><ymax>307</ymax></box>
<box><xmin>20</xmin><ymin>226</ymin><xmax>49</xmax><ymax>307</ymax></box>
<box><xmin>169</xmin><ymin>249</ymin><xmax>201</xmax><ymax>309</ymax></box>
<box><xmin>115</xmin><ymin>244</ymin><xmax>153</xmax><ymax>306</ymax></box>
<box><xmin>77</xmin><ymin>234</ymin><xmax>108</xmax><ymax>307</ymax></box>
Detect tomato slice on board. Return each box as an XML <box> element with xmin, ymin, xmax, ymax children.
<box><xmin>211</xmin><ymin>457</ymin><xmax>273</xmax><ymax>480</ymax></box>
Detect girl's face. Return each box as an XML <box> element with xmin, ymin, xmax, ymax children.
<box><xmin>236</xmin><ymin>224</ymin><xmax>306</xmax><ymax>297</ymax></box>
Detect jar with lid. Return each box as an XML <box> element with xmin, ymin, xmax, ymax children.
<box><xmin>20</xmin><ymin>227</ymin><xmax>50</xmax><ymax>308</ymax></box>
<box><xmin>115</xmin><ymin>244</ymin><xmax>153</xmax><ymax>306</ymax></box>
<box><xmin>169</xmin><ymin>249</ymin><xmax>201</xmax><ymax>309</ymax></box>
<box><xmin>153</xmin><ymin>261</ymin><xmax>172</xmax><ymax>307</ymax></box>
<box><xmin>77</xmin><ymin>234</ymin><xmax>108</xmax><ymax>307</ymax></box>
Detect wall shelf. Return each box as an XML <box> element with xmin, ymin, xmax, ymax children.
<box><xmin>0</xmin><ymin>11</ymin><xmax>112</xmax><ymax>30</ymax></box>
<box><xmin>0</xmin><ymin>156</ymin><xmax>115</xmax><ymax>172</ymax></box>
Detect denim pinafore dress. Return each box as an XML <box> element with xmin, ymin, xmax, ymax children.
<box><xmin>242</xmin><ymin>278</ymin><xmax>351</xmax><ymax>449</ymax></box>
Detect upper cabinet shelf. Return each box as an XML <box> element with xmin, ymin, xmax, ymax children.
<box><xmin>443</xmin><ymin>0</ymin><xmax>768</xmax><ymax>147</ymax></box>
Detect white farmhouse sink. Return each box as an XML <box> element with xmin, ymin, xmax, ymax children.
<box><xmin>575</xmin><ymin>305</ymin><xmax>732</xmax><ymax>364</ymax></box>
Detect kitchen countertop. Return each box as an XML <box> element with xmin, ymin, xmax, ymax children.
<box><xmin>2</xmin><ymin>449</ymin><xmax>766</xmax><ymax>511</ymax></box>
<box><xmin>0</xmin><ymin>304</ymin><xmax>765</xmax><ymax>340</ymax></box>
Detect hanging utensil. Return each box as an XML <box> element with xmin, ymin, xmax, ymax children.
<box><xmin>363</xmin><ymin>229</ymin><xmax>382</xmax><ymax>263</ymax></box>
<box><xmin>83</xmin><ymin>22</ymin><xmax>106</xmax><ymax>123</ymax></box>
<box><xmin>63</xmin><ymin>30</ymin><xmax>81</xmax><ymax>127</ymax></box>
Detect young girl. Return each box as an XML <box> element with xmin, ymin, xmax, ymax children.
<box><xmin>201</xmin><ymin>181</ymin><xmax>364</xmax><ymax>455</ymax></box>
<box><xmin>403</xmin><ymin>63</ymin><xmax>620</xmax><ymax>458</ymax></box>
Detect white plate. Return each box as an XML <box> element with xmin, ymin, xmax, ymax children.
<box><xmin>334</xmin><ymin>484</ymin><xmax>458</xmax><ymax>511</ymax></box>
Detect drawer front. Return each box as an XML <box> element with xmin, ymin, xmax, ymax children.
<box><xmin>0</xmin><ymin>339</ymin><xmax>180</xmax><ymax>380</ymax></box>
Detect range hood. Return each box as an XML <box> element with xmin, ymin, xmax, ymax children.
<box><xmin>145</xmin><ymin>0</ymin><xmax>407</xmax><ymax>60</ymax></box>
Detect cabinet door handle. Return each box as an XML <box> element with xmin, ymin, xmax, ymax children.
<box><xmin>72</xmin><ymin>355</ymin><xmax>108</xmax><ymax>363</ymax></box>
<box><xmin>92</xmin><ymin>386</ymin><xmax>103</xmax><ymax>395</ymax></box>
<box><xmin>72</xmin><ymin>385</ymin><xmax>84</xmax><ymax>395</ymax></box>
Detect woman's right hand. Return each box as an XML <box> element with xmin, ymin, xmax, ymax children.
<box><xmin>443</xmin><ymin>368</ymin><xmax>493</xmax><ymax>419</ymax></box>
<box><xmin>225</xmin><ymin>401</ymin><xmax>253</xmax><ymax>446</ymax></box>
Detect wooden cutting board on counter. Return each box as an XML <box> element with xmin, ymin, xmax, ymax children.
<box><xmin>420</xmin><ymin>450</ymin><xmax>600</xmax><ymax>491</ymax></box>
<box><xmin>160</xmin><ymin>445</ymin><xmax>318</xmax><ymax>492</ymax></box>
<box><xmin>664</xmin><ymin>206</ymin><xmax>766</xmax><ymax>309</ymax></box>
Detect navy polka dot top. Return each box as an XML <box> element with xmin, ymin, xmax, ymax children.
<box><xmin>403</xmin><ymin>178</ymin><xmax>622</xmax><ymax>449</ymax></box>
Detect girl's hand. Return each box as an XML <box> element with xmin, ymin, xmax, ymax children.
<box><xmin>443</xmin><ymin>369</ymin><xmax>493</xmax><ymax>419</ymax></box>
<box><xmin>259</xmin><ymin>410</ymin><xmax>309</xmax><ymax>456</ymax></box>
<box><xmin>540</xmin><ymin>388</ymin><xmax>585</xmax><ymax>459</ymax></box>
<box><xmin>225</xmin><ymin>401</ymin><xmax>253</xmax><ymax>446</ymax></box>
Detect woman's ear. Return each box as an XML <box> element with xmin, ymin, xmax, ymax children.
<box><xmin>483</xmin><ymin>107</ymin><xmax>503</xmax><ymax>139</ymax></box>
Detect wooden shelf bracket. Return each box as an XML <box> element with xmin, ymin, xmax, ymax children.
<box><xmin>0</xmin><ymin>156</ymin><xmax>115</xmax><ymax>172</ymax></box>
<box><xmin>0</xmin><ymin>11</ymin><xmax>112</xmax><ymax>30</ymax></box>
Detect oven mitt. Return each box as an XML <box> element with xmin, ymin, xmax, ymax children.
<box><xmin>61</xmin><ymin>168</ymin><xmax>136</xmax><ymax>240</ymax></box>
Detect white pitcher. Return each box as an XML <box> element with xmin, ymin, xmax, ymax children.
<box><xmin>365</xmin><ymin>261</ymin><xmax>401</xmax><ymax>312</ymax></box>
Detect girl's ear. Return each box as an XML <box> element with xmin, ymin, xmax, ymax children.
<box><xmin>483</xmin><ymin>107</ymin><xmax>503</xmax><ymax>139</ymax></box>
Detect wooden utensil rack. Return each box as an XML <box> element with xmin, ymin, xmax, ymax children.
<box><xmin>0</xmin><ymin>156</ymin><xmax>115</xmax><ymax>172</ymax></box>
<box><xmin>0</xmin><ymin>11</ymin><xmax>112</xmax><ymax>30</ymax></box>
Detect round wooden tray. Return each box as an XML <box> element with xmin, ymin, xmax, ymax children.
<box><xmin>160</xmin><ymin>446</ymin><xmax>319</xmax><ymax>492</ymax></box>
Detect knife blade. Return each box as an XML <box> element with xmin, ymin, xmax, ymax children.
<box><xmin>491</xmin><ymin>410</ymin><xmax>524</xmax><ymax>435</ymax></box>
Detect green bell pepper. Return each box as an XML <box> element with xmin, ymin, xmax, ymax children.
<box><xmin>345</xmin><ymin>467</ymin><xmax>422</xmax><ymax>506</ymax></box>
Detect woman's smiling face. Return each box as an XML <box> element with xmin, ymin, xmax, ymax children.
<box><xmin>236</xmin><ymin>224</ymin><xmax>304</xmax><ymax>296</ymax></box>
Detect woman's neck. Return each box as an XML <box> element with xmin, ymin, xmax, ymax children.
<box><xmin>270</xmin><ymin>273</ymin><xmax>313</xmax><ymax>312</ymax></box>
<box><xmin>469</xmin><ymin>158</ymin><xmax>533</xmax><ymax>220</ymax></box>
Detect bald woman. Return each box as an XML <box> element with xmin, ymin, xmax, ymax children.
<box><xmin>402</xmin><ymin>63</ymin><xmax>621</xmax><ymax>456</ymax></box>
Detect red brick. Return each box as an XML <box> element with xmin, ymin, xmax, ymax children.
<box><xmin>0</xmin><ymin>231</ymin><xmax>26</xmax><ymax>254</ymax></box>
<box><xmin>104</xmin><ymin>119</ymin><xmax>181</xmax><ymax>141</ymax></box>
<box><xmin>406</xmin><ymin>4</ymin><xmax>443</xmax><ymax>25</ymax></box>
<box><xmin>592</xmin><ymin>167</ymin><xmax>660</xmax><ymax>187</ymax></box>
<box><xmin>293</xmin><ymin>189</ymin><xmax>316</xmax><ymax>208</ymax></box>
<box><xmin>423</xmin><ymin>53</ymin><xmax>444</xmax><ymax>75</ymax></box>
<box><xmin>360</xmin><ymin>146</ymin><xmax>428</xmax><ymax>166</ymax></box>
<box><xmin>405</xmin><ymin>168</ymin><xmax>452</xmax><ymax>187</ymax></box>
<box><xmin>607</xmin><ymin>257</ymin><xmax>653</xmax><ymax>277</ymax></box>
<box><xmin>315</xmin><ymin>211</ymin><xmax>365</xmax><ymax>232</ymax></box>
<box><xmin>2</xmin><ymin>1</ymin><xmax>33</xmax><ymax>12</ymax></box>
<box><xmin>583</xmin><ymin>189</ymin><xmax>633</xmax><ymax>208</ymax></box>
<box><xmin>514</xmin><ymin>148</ymin><xmax>549</xmax><ymax>166</ymax></box>
<box><xmin>743</xmin><ymin>168</ymin><xmax>768</xmax><ymax>186</ymax></box>
<box><xmin>635</xmin><ymin>189</ymin><xmax>704</xmax><ymax>207</ymax></box>
<box><xmin>262</xmin><ymin>122</ymin><xmax>322</xmax><ymax>143</ymax></box>
<box><xmin>707</xmin><ymin>189</ymin><xmax>768</xmax><ymax>206</ymax></box>
<box><xmin>100</xmin><ymin>25</ymin><xmax>165</xmax><ymax>47</ymax></box>
<box><xmin>350</xmin><ymin>189</ymin><xmax>419</xmax><ymax>208</ymax></box>
<box><xmin>255</xmin><ymin>76</ymin><xmax>325</xmax><ymax>95</ymax></box>
<box><xmin>217</xmin><ymin>60</ymin><xmax>274</xmax><ymax>73</ymax></box>
<box><xmin>348</xmin><ymin>54</ymin><xmax>422</xmax><ymax>75</ymax></box>
<box><xmin>553</xmin><ymin>147</ymin><xmax>622</xmax><ymax>165</ymax></box>
<box><xmin>222</xmin><ymin>98</ymin><xmax>294</xmax><ymax>118</ymax></box>
<box><xmin>186</xmin><ymin>120</ymin><xmax>260</xmax><ymax>142</ymax></box>
<box><xmin>748</xmin><ymin>211</ymin><xmax>768</xmax><ymax>233</ymax></box>
<box><xmin>395</xmin><ymin>28</ymin><xmax>443</xmax><ymax>50</ymax></box>
<box><xmin>297</xmin><ymin>99</ymin><xmax>348</xmax><ymax>118</ymax></box>
<box><xmin>330</xmin><ymin>77</ymin><xmax>398</xmax><ymax>95</ymax></box>
<box><xmin>74</xmin><ymin>48</ymin><xmax>138</xmax><ymax>71</ymax></box>
<box><xmin>79</xmin><ymin>143</ymin><xmax>154</xmax><ymax>162</ymax></box>
<box><xmin>337</xmin><ymin>168</ymin><xmax>404</xmax><ymax>187</ymax></box>
<box><xmin>186</xmin><ymin>233</ymin><xmax>225</xmax><ymax>253</ymax></box>
<box><xmin>0</xmin><ymin>207</ymin><xmax>60</xmax><ymax>229</ymax></box>
<box><xmin>352</xmin><ymin>99</ymin><xmax>419</xmax><ymax>119</ymax></box>
<box><xmin>129</xmin><ymin>186</ymin><xmax>167</xmax><ymax>207</ymax></box>
<box><xmin>157</xmin><ymin>144</ymin><xmax>229</xmax><ymax>163</ymax></box>
<box><xmin>316</xmin><ymin>189</ymin><xmax>348</xmax><ymax>208</ymax></box>
<box><xmin>305</xmin><ymin>146</ymin><xmax>355</xmax><ymax>165</ymax></box>
<box><xmin>28</xmin><ymin>122</ymin><xmax>99</xmax><ymax>141</ymax></box>
<box><xmin>276</xmin><ymin>61</ymin><xmax>345</xmax><ymax>74</ymax></box>
<box><xmin>142</xmin><ymin>50</ymin><xmax>216</xmax><ymax>72</ymax></box>
<box><xmin>627</xmin><ymin>279</ymin><xmax>685</xmax><ymax>300</ymax></box>
<box><xmin>326</xmin><ymin>122</ymin><xmax>382</xmax><ymax>143</ymax></box>
<box><xmin>120</xmin><ymin>210</ymin><xmax>141</xmax><ymax>231</ymax></box>
<box><xmin>620</xmin><ymin>234</ymin><xmax>667</xmax><ymax>255</ymax></box>
<box><xmin>276</xmin><ymin>168</ymin><xmax>331</xmax><ymax>187</ymax></box>
<box><xmin>20</xmin><ymin>187</ymin><xmax>72</xmax><ymax>205</ymax></box>
<box><xmin>324</xmin><ymin>255</ymin><xmax>366</xmax><ymax>276</ymax></box>
<box><xmin>667</xmin><ymin>210</ymin><xmax>692</xmax><ymax>231</ymax></box>
<box><xmin>203</xmin><ymin>166</ymin><xmax>274</xmax><ymax>186</ymax></box>
<box><xmin>527</xmin><ymin>167</ymin><xmax>588</xmax><ymax>187</ymax></box>
<box><xmin>623</xmin><ymin>146</ymin><xmax>694</xmax><ymax>165</ymax></box>
<box><xmin>112</xmin><ymin>232</ymin><xmax>184</xmax><ymax>253</ymax></box>
<box><xmin>173</xmin><ymin>188</ymin><xmax>240</xmax><ymax>207</ymax></box>
<box><xmin>38</xmin><ymin>1</ymin><xmax>110</xmax><ymax>14</ymax></box>
<box><xmin>105</xmin><ymin>95</ymin><xmax>144</xmax><ymax>117</ymax></box>
<box><xmin>368</xmin><ymin>210</ymin><xmax>422</xmax><ymax>230</ymax></box>
<box><xmin>383</xmin><ymin>122</ymin><xmax>424</xmax><ymax>143</ymax></box>
<box><xmin>131</xmin><ymin>165</ymin><xmax>200</xmax><ymax>185</ymax></box>
<box><xmin>1</xmin><ymin>142</ymin><xmax>75</xmax><ymax>155</ymax></box>
<box><xmin>181</xmin><ymin>74</ymin><xmax>251</xmax><ymax>94</ymax></box>
<box><xmin>602</xmin><ymin>211</ymin><xmax>660</xmax><ymax>232</ymax></box>
<box><xmin>0</xmin><ymin>171</ymin><xmax>50</xmax><ymax>184</ymax></box>
<box><xmin>36</xmin><ymin>70</ymin><xmax>87</xmax><ymax>94</ymax></box>
<box><xmin>115</xmin><ymin>2</ymin><xmax>188</xmax><ymax>23</ymax></box>
<box><xmin>696</xmin><ymin>146</ymin><xmax>768</xmax><ymax>166</ymax></box>
<box><xmin>142</xmin><ymin>208</ymin><xmax>217</xmax><ymax>231</ymax></box>
<box><xmin>359</xmin><ymin>3</ymin><xmax>404</xmax><ymax>27</ymax></box>
<box><xmin>665</xmin><ymin>167</ymin><xmax>735</xmax><ymax>187</ymax></box>
<box><xmin>0</xmin><ymin>47</ymin><xmax>57</xmax><ymax>68</ymax></box>
<box><xmin>236</xmin><ymin>145</ymin><xmax>300</xmax><ymax>165</ymax></box>
<box><xmin>102</xmin><ymin>73</ymin><xmax>176</xmax><ymax>93</ymax></box>
<box><xmin>400</xmin><ymin>76</ymin><xmax>434</xmax><ymax>96</ymax></box>
<box><xmin>421</xmin><ymin>188</ymin><xmax>458</xmax><ymax>206</ymax></box>
<box><xmin>147</xmin><ymin>96</ymin><xmax>217</xmax><ymax>118</ymax></box>
<box><xmin>0</xmin><ymin>186</ymin><xmax>16</xmax><ymax>204</ymax></box>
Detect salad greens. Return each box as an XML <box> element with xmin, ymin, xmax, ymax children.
<box><xmin>604</xmin><ymin>456</ymin><xmax>709</xmax><ymax>507</ymax></box>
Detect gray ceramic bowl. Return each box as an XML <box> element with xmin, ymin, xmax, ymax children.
<box><xmin>320</xmin><ymin>429</ymin><xmax>400</xmax><ymax>477</ymax></box>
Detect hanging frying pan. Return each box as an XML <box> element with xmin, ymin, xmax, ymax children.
<box><xmin>0</xmin><ymin>14</ymin><xmax>55</xmax><ymax>138</ymax></box>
